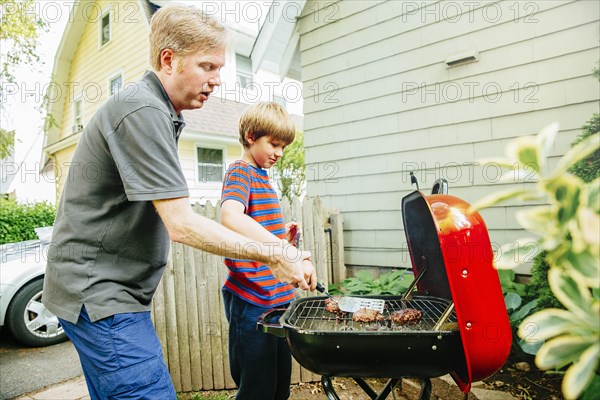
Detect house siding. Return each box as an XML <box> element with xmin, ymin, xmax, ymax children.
<box><xmin>52</xmin><ymin>0</ymin><xmax>150</xmax><ymax>200</ymax></box>
<box><xmin>47</xmin><ymin>1</ymin><xmax>248</xmax><ymax>205</ymax></box>
<box><xmin>299</xmin><ymin>0</ymin><xmax>600</xmax><ymax>272</ymax></box>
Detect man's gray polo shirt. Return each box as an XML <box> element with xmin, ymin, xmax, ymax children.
<box><xmin>43</xmin><ymin>71</ymin><xmax>189</xmax><ymax>323</ymax></box>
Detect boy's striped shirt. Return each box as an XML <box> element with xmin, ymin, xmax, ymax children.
<box><xmin>221</xmin><ymin>160</ymin><xmax>296</xmax><ymax>307</ymax></box>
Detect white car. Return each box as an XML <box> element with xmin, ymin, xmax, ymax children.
<box><xmin>0</xmin><ymin>228</ymin><xmax>67</xmax><ymax>347</ymax></box>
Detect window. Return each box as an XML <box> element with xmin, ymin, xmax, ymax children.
<box><xmin>100</xmin><ymin>10</ymin><xmax>111</xmax><ymax>46</ymax></box>
<box><xmin>73</xmin><ymin>98</ymin><xmax>83</xmax><ymax>133</ymax></box>
<box><xmin>197</xmin><ymin>147</ymin><xmax>224</xmax><ymax>183</ymax></box>
<box><xmin>109</xmin><ymin>74</ymin><xmax>122</xmax><ymax>96</ymax></box>
<box><xmin>236</xmin><ymin>54</ymin><xmax>253</xmax><ymax>88</ymax></box>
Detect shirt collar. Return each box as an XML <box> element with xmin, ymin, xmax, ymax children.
<box><xmin>141</xmin><ymin>71</ymin><xmax>185</xmax><ymax>123</ymax></box>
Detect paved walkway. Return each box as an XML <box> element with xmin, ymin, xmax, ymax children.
<box><xmin>14</xmin><ymin>374</ymin><xmax>516</xmax><ymax>400</ymax></box>
<box><xmin>14</xmin><ymin>376</ymin><xmax>89</xmax><ymax>400</ymax></box>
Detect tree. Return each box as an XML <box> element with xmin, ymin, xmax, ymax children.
<box><xmin>0</xmin><ymin>128</ymin><xmax>15</xmax><ymax>159</ymax></box>
<box><xmin>273</xmin><ymin>130</ymin><xmax>305</xmax><ymax>203</ymax></box>
<box><xmin>0</xmin><ymin>0</ymin><xmax>50</xmax><ymax>157</ymax></box>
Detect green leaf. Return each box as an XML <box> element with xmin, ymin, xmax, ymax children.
<box><xmin>553</xmin><ymin>133</ymin><xmax>600</xmax><ymax>177</ymax></box>
<box><xmin>536</xmin><ymin>336</ymin><xmax>594</xmax><ymax>370</ymax></box>
<box><xmin>515</xmin><ymin>206</ymin><xmax>554</xmax><ymax>237</ymax></box>
<box><xmin>536</xmin><ymin>122</ymin><xmax>560</xmax><ymax>161</ymax></box>
<box><xmin>585</xmin><ymin>178</ymin><xmax>600</xmax><ymax>211</ymax></box>
<box><xmin>504</xmin><ymin>292</ymin><xmax>522</xmax><ymax>311</ymax></box>
<box><xmin>519</xmin><ymin>308</ymin><xmax>581</xmax><ymax>342</ymax></box>
<box><xmin>563</xmin><ymin>343</ymin><xmax>600</xmax><ymax>400</ymax></box>
<box><xmin>577</xmin><ymin>207</ymin><xmax>600</xmax><ymax>250</ymax></box>
<box><xmin>498</xmin><ymin>269</ymin><xmax>516</xmax><ymax>290</ymax></box>
<box><xmin>469</xmin><ymin>188</ymin><xmax>530</xmax><ymax>211</ymax></box>
<box><xmin>518</xmin><ymin>337</ymin><xmax>544</xmax><ymax>355</ymax></box>
<box><xmin>354</xmin><ymin>270</ymin><xmax>374</xmax><ymax>282</ymax></box>
<box><xmin>511</xmin><ymin>299</ymin><xmax>539</xmax><ymax>322</ymax></box>
<box><xmin>549</xmin><ymin>268</ymin><xmax>593</xmax><ymax>320</ymax></box>
<box><xmin>579</xmin><ymin>374</ymin><xmax>600</xmax><ymax>400</ymax></box>
<box><xmin>495</xmin><ymin>238</ymin><xmax>539</xmax><ymax>269</ymax></box>
<box><xmin>564</xmin><ymin>249</ymin><xmax>600</xmax><ymax>287</ymax></box>
<box><xmin>506</xmin><ymin>135</ymin><xmax>541</xmax><ymax>174</ymax></box>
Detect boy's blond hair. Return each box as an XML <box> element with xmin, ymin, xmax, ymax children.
<box><xmin>149</xmin><ymin>4</ymin><xmax>228</xmax><ymax>71</ymax></box>
<box><xmin>239</xmin><ymin>102</ymin><xmax>296</xmax><ymax>148</ymax></box>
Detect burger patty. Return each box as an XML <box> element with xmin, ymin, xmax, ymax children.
<box><xmin>390</xmin><ymin>308</ymin><xmax>422</xmax><ymax>324</ymax></box>
<box><xmin>352</xmin><ymin>307</ymin><xmax>385</xmax><ymax>323</ymax></box>
<box><xmin>325</xmin><ymin>297</ymin><xmax>341</xmax><ymax>314</ymax></box>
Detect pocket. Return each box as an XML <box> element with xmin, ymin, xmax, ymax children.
<box><xmin>98</xmin><ymin>356</ymin><xmax>168</xmax><ymax>396</ymax></box>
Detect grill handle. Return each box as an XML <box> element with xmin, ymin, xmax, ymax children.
<box><xmin>402</xmin><ymin>263</ymin><xmax>428</xmax><ymax>301</ymax></box>
<box><xmin>433</xmin><ymin>302</ymin><xmax>455</xmax><ymax>331</ymax></box>
<box><xmin>257</xmin><ymin>308</ymin><xmax>287</xmax><ymax>338</ymax></box>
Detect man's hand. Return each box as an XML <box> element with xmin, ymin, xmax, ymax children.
<box><xmin>270</xmin><ymin>246</ymin><xmax>316</xmax><ymax>291</ymax></box>
<box><xmin>302</xmin><ymin>258</ymin><xmax>317</xmax><ymax>291</ymax></box>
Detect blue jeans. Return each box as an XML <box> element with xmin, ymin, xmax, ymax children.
<box><xmin>222</xmin><ymin>289</ymin><xmax>292</xmax><ymax>400</ymax></box>
<box><xmin>59</xmin><ymin>307</ymin><xmax>176</xmax><ymax>400</ymax></box>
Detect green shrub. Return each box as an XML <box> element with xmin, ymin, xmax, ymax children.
<box><xmin>526</xmin><ymin>106</ymin><xmax>599</xmax><ymax>316</ymax></box>
<box><xmin>569</xmin><ymin>113</ymin><xmax>600</xmax><ymax>183</ymax></box>
<box><xmin>0</xmin><ymin>199</ymin><xmax>56</xmax><ymax>244</ymax></box>
<box><xmin>329</xmin><ymin>269</ymin><xmax>414</xmax><ymax>296</ymax></box>
<box><xmin>527</xmin><ymin>251</ymin><xmax>563</xmax><ymax>311</ymax></box>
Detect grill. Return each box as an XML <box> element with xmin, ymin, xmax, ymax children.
<box><xmin>258</xmin><ymin>188</ymin><xmax>512</xmax><ymax>400</ymax></box>
<box><xmin>287</xmin><ymin>296</ymin><xmax>456</xmax><ymax>333</ymax></box>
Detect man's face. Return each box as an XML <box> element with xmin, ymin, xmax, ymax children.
<box><xmin>168</xmin><ymin>49</ymin><xmax>226</xmax><ymax>114</ymax></box>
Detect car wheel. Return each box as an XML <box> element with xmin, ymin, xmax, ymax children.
<box><xmin>6</xmin><ymin>278</ymin><xmax>68</xmax><ymax>347</ymax></box>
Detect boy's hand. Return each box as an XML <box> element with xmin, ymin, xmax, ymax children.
<box><xmin>286</xmin><ymin>222</ymin><xmax>301</xmax><ymax>246</ymax></box>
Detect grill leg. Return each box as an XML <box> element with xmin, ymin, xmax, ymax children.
<box><xmin>354</xmin><ymin>377</ymin><xmax>401</xmax><ymax>400</ymax></box>
<box><xmin>353</xmin><ymin>378</ymin><xmax>378</xmax><ymax>398</ymax></box>
<box><xmin>418</xmin><ymin>378</ymin><xmax>432</xmax><ymax>400</ymax></box>
<box><xmin>323</xmin><ymin>376</ymin><xmax>430</xmax><ymax>400</ymax></box>
<box><xmin>321</xmin><ymin>376</ymin><xmax>341</xmax><ymax>400</ymax></box>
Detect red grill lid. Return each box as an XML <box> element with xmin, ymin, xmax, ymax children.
<box><xmin>402</xmin><ymin>191</ymin><xmax>512</xmax><ymax>393</ymax></box>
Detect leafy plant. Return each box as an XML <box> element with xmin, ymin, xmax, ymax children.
<box><xmin>499</xmin><ymin>269</ymin><xmax>540</xmax><ymax>355</ymax></box>
<box><xmin>329</xmin><ymin>269</ymin><xmax>414</xmax><ymax>296</ymax></box>
<box><xmin>569</xmin><ymin>113</ymin><xmax>600</xmax><ymax>183</ymax></box>
<box><xmin>498</xmin><ymin>269</ymin><xmax>528</xmax><ymax>297</ymax></box>
<box><xmin>471</xmin><ymin>122</ymin><xmax>599</xmax><ymax>399</ymax></box>
<box><xmin>526</xmin><ymin>251</ymin><xmax>563</xmax><ymax>312</ymax></box>
<box><xmin>273</xmin><ymin>130</ymin><xmax>305</xmax><ymax>203</ymax></box>
<box><xmin>0</xmin><ymin>199</ymin><xmax>56</xmax><ymax>244</ymax></box>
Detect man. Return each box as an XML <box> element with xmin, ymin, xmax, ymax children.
<box><xmin>43</xmin><ymin>4</ymin><xmax>316</xmax><ymax>399</ymax></box>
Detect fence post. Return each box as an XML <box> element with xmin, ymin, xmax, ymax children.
<box><xmin>329</xmin><ymin>210</ymin><xmax>346</xmax><ymax>283</ymax></box>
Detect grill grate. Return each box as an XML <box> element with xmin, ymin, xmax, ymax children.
<box><xmin>286</xmin><ymin>296</ymin><xmax>457</xmax><ymax>333</ymax></box>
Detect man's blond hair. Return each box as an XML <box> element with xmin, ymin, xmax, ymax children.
<box><xmin>239</xmin><ymin>102</ymin><xmax>296</xmax><ymax>149</ymax></box>
<box><xmin>150</xmin><ymin>4</ymin><xmax>227</xmax><ymax>71</ymax></box>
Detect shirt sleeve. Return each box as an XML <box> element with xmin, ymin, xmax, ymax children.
<box><xmin>221</xmin><ymin>162</ymin><xmax>251</xmax><ymax>210</ymax></box>
<box><xmin>106</xmin><ymin>106</ymin><xmax>189</xmax><ymax>201</ymax></box>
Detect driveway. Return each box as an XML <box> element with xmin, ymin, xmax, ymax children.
<box><xmin>0</xmin><ymin>330</ymin><xmax>82</xmax><ymax>400</ymax></box>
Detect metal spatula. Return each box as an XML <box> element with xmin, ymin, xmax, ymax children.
<box><xmin>316</xmin><ymin>282</ymin><xmax>385</xmax><ymax>313</ymax></box>
<box><xmin>289</xmin><ymin>225</ymin><xmax>384</xmax><ymax>313</ymax></box>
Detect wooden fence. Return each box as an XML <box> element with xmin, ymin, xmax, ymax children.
<box><xmin>151</xmin><ymin>196</ymin><xmax>345</xmax><ymax>392</ymax></box>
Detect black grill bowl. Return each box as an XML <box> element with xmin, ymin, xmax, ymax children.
<box><xmin>258</xmin><ymin>295</ymin><xmax>465</xmax><ymax>379</ymax></box>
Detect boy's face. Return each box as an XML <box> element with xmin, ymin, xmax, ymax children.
<box><xmin>244</xmin><ymin>135</ymin><xmax>287</xmax><ymax>169</ymax></box>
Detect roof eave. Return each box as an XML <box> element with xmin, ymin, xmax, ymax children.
<box><xmin>250</xmin><ymin>0</ymin><xmax>305</xmax><ymax>80</ymax></box>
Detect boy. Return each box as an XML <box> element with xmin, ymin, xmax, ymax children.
<box><xmin>220</xmin><ymin>102</ymin><xmax>307</xmax><ymax>400</ymax></box>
